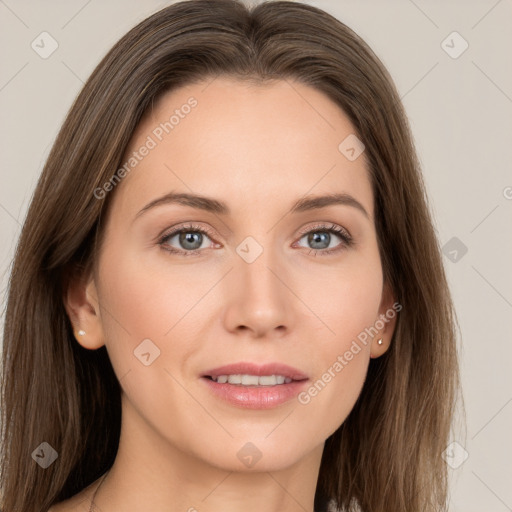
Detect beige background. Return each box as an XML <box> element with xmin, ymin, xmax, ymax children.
<box><xmin>1</xmin><ymin>1</ymin><xmax>511</xmax><ymax>510</ymax></box>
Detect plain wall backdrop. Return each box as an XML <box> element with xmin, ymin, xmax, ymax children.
<box><xmin>1</xmin><ymin>1</ymin><xmax>511</xmax><ymax>510</ymax></box>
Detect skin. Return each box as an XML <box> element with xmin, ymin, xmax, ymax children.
<box><xmin>56</xmin><ymin>76</ymin><xmax>396</xmax><ymax>512</ymax></box>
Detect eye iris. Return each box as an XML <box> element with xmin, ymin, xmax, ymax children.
<box><xmin>179</xmin><ymin>231</ymin><xmax>202</xmax><ymax>250</ymax></box>
<box><xmin>166</xmin><ymin>227</ymin><xmax>343</xmax><ymax>254</ymax></box>
<box><xmin>308</xmin><ymin>231</ymin><xmax>330</xmax><ymax>249</ymax></box>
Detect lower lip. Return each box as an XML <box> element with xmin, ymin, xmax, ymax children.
<box><xmin>201</xmin><ymin>377</ymin><xmax>309</xmax><ymax>409</ymax></box>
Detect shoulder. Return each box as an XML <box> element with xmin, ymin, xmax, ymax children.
<box><xmin>47</xmin><ymin>479</ymin><xmax>100</xmax><ymax>512</ymax></box>
<box><xmin>47</xmin><ymin>498</ymin><xmax>88</xmax><ymax>512</ymax></box>
<box><xmin>47</xmin><ymin>494</ymin><xmax>90</xmax><ymax>512</ymax></box>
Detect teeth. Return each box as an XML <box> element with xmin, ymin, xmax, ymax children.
<box><xmin>242</xmin><ymin>375</ymin><xmax>259</xmax><ymax>385</ymax></box>
<box><xmin>211</xmin><ymin>374</ymin><xmax>294</xmax><ymax>386</ymax></box>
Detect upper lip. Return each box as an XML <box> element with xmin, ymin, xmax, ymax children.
<box><xmin>202</xmin><ymin>362</ymin><xmax>309</xmax><ymax>381</ymax></box>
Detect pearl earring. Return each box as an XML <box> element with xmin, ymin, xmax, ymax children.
<box><xmin>75</xmin><ymin>329</ymin><xmax>86</xmax><ymax>337</ymax></box>
<box><xmin>377</xmin><ymin>338</ymin><xmax>383</xmax><ymax>345</ymax></box>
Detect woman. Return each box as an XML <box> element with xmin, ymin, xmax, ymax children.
<box><xmin>0</xmin><ymin>0</ymin><xmax>463</xmax><ymax>511</ymax></box>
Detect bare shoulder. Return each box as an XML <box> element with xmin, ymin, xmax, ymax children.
<box><xmin>47</xmin><ymin>492</ymin><xmax>91</xmax><ymax>512</ymax></box>
<box><xmin>47</xmin><ymin>479</ymin><xmax>99</xmax><ymax>512</ymax></box>
<box><xmin>47</xmin><ymin>496</ymin><xmax>88</xmax><ymax>512</ymax></box>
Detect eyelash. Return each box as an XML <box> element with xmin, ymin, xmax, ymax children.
<box><xmin>157</xmin><ymin>222</ymin><xmax>353</xmax><ymax>257</ymax></box>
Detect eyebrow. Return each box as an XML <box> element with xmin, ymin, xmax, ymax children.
<box><xmin>134</xmin><ymin>191</ymin><xmax>370</xmax><ymax>221</ymax></box>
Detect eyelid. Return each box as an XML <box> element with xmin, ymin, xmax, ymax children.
<box><xmin>158</xmin><ymin>222</ymin><xmax>352</xmax><ymax>242</ymax></box>
<box><xmin>296</xmin><ymin>222</ymin><xmax>352</xmax><ymax>241</ymax></box>
<box><xmin>157</xmin><ymin>222</ymin><xmax>216</xmax><ymax>242</ymax></box>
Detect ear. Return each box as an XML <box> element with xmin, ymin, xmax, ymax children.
<box><xmin>62</xmin><ymin>264</ymin><xmax>105</xmax><ymax>350</ymax></box>
<box><xmin>370</xmin><ymin>280</ymin><xmax>398</xmax><ymax>359</ymax></box>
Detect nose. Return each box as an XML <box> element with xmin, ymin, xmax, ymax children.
<box><xmin>221</xmin><ymin>247</ymin><xmax>295</xmax><ymax>339</ymax></box>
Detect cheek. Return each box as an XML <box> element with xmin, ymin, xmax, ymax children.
<box><xmin>296</xmin><ymin>299</ymin><xmax>377</xmax><ymax>440</ymax></box>
<box><xmin>293</xmin><ymin>243</ymin><xmax>383</xmax><ymax>348</ymax></box>
<box><xmin>94</xmin><ymin>244</ymin><xmax>199</xmax><ymax>380</ymax></box>
<box><xmin>294</xmin><ymin>252</ymin><xmax>382</xmax><ymax>428</ymax></box>
<box><xmin>97</xmin><ymin>239</ymin><xmax>215</xmax><ymax>341</ymax></box>
<box><xmin>94</xmin><ymin>248</ymin><xmax>209</xmax><ymax>437</ymax></box>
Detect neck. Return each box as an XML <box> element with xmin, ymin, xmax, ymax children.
<box><xmin>91</xmin><ymin>393</ymin><xmax>324</xmax><ymax>512</ymax></box>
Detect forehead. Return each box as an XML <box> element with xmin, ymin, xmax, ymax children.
<box><xmin>109</xmin><ymin>76</ymin><xmax>373</xmax><ymax>222</ymax></box>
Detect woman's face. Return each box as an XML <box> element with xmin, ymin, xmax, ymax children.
<box><xmin>76</xmin><ymin>76</ymin><xmax>395</xmax><ymax>473</ymax></box>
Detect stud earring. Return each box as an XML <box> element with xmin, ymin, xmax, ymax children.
<box><xmin>78</xmin><ymin>330</ymin><xmax>86</xmax><ymax>336</ymax></box>
<box><xmin>377</xmin><ymin>338</ymin><xmax>383</xmax><ymax>345</ymax></box>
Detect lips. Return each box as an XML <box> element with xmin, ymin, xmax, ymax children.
<box><xmin>200</xmin><ymin>361</ymin><xmax>309</xmax><ymax>409</ymax></box>
<box><xmin>201</xmin><ymin>361</ymin><xmax>309</xmax><ymax>381</ymax></box>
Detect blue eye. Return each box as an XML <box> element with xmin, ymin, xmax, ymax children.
<box><xmin>158</xmin><ymin>223</ymin><xmax>214</xmax><ymax>257</ymax></box>
<box><xmin>158</xmin><ymin>222</ymin><xmax>353</xmax><ymax>257</ymax></box>
<box><xmin>294</xmin><ymin>223</ymin><xmax>353</xmax><ymax>256</ymax></box>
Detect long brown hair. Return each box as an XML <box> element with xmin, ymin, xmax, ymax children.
<box><xmin>1</xmin><ymin>1</ymin><xmax>464</xmax><ymax>510</ymax></box>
